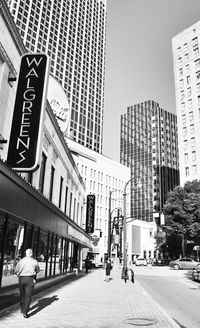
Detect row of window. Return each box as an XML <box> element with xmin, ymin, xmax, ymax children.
<box><xmin>125</xmin><ymin>116</ymin><xmax>176</xmax><ymax>127</ymax></box>
<box><xmin>183</xmin><ymin>124</ymin><xmax>195</xmax><ymax>136</ymax></box>
<box><xmin>182</xmin><ymin>111</ymin><xmax>194</xmax><ymax>124</ymax></box>
<box><xmin>178</xmin><ymin>45</ymin><xmax>199</xmax><ymax>65</ymax></box>
<box><xmin>0</xmin><ymin>215</ymin><xmax>78</xmax><ymax>288</ymax></box>
<box><xmin>185</xmin><ymin>165</ymin><xmax>197</xmax><ymax>177</ymax></box>
<box><xmin>177</xmin><ymin>36</ymin><xmax>198</xmax><ymax>54</ymax></box>
<box><xmin>183</xmin><ymin>137</ymin><xmax>196</xmax><ymax>149</ymax></box>
<box><xmin>184</xmin><ymin>151</ymin><xmax>196</xmax><ymax>163</ymax></box>
<box><xmin>37</xmin><ymin>152</ymin><xmax>83</xmax><ymax>226</ymax></box>
<box><xmin>180</xmin><ymin>83</ymin><xmax>200</xmax><ymax>101</ymax></box>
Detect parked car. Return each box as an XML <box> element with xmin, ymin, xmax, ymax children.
<box><xmin>86</xmin><ymin>259</ymin><xmax>95</xmax><ymax>269</ymax></box>
<box><xmin>94</xmin><ymin>261</ymin><xmax>104</xmax><ymax>268</ymax></box>
<box><xmin>192</xmin><ymin>264</ymin><xmax>200</xmax><ymax>281</ymax></box>
<box><xmin>86</xmin><ymin>259</ymin><xmax>102</xmax><ymax>269</ymax></box>
<box><xmin>135</xmin><ymin>258</ymin><xmax>147</xmax><ymax>266</ymax></box>
<box><xmin>169</xmin><ymin>258</ymin><xmax>200</xmax><ymax>270</ymax></box>
<box><xmin>153</xmin><ymin>258</ymin><xmax>170</xmax><ymax>266</ymax></box>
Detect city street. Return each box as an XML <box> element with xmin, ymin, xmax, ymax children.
<box><xmin>0</xmin><ymin>264</ymin><xmax>180</xmax><ymax>328</ymax></box>
<box><xmin>134</xmin><ymin>265</ymin><xmax>200</xmax><ymax>328</ymax></box>
<box><xmin>2</xmin><ymin>1</ymin><xmax>200</xmax><ymax>328</ymax></box>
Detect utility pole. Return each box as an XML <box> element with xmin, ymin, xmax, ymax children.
<box><xmin>107</xmin><ymin>190</ymin><xmax>112</xmax><ymax>259</ymax></box>
<box><xmin>122</xmin><ymin>183</ymin><xmax>128</xmax><ymax>282</ymax></box>
<box><xmin>122</xmin><ymin>177</ymin><xmax>139</xmax><ymax>282</ymax></box>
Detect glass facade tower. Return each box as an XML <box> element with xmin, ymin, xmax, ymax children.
<box><xmin>120</xmin><ymin>100</ymin><xmax>180</xmax><ymax>223</ymax></box>
<box><xmin>6</xmin><ymin>0</ymin><xmax>107</xmax><ymax>153</ymax></box>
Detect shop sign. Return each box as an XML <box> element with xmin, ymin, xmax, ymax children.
<box><xmin>86</xmin><ymin>194</ymin><xmax>95</xmax><ymax>233</ymax></box>
<box><xmin>47</xmin><ymin>75</ymin><xmax>70</xmax><ymax>135</ymax></box>
<box><xmin>91</xmin><ymin>234</ymin><xmax>99</xmax><ymax>246</ymax></box>
<box><xmin>7</xmin><ymin>53</ymin><xmax>50</xmax><ymax>171</ymax></box>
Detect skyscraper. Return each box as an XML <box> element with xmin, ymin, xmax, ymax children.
<box><xmin>6</xmin><ymin>0</ymin><xmax>107</xmax><ymax>153</ymax></box>
<box><xmin>172</xmin><ymin>22</ymin><xmax>200</xmax><ymax>185</ymax></box>
<box><xmin>120</xmin><ymin>100</ymin><xmax>179</xmax><ymax>223</ymax></box>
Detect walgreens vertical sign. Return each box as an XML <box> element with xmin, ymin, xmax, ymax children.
<box><xmin>7</xmin><ymin>53</ymin><xmax>50</xmax><ymax>171</ymax></box>
<box><xmin>86</xmin><ymin>194</ymin><xmax>95</xmax><ymax>234</ymax></box>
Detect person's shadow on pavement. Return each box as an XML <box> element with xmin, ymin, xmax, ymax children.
<box><xmin>28</xmin><ymin>295</ymin><xmax>59</xmax><ymax>317</ymax></box>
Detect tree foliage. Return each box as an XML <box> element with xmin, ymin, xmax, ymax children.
<box><xmin>163</xmin><ymin>180</ymin><xmax>200</xmax><ymax>245</ymax></box>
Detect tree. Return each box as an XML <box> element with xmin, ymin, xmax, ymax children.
<box><xmin>163</xmin><ymin>180</ymin><xmax>200</xmax><ymax>258</ymax></box>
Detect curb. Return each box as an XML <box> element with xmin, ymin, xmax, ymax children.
<box><xmin>134</xmin><ymin>279</ymin><xmax>181</xmax><ymax>328</ymax></box>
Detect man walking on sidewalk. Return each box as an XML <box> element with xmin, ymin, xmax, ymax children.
<box><xmin>15</xmin><ymin>248</ymin><xmax>40</xmax><ymax>318</ymax></box>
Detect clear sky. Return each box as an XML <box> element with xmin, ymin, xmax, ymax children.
<box><xmin>102</xmin><ymin>0</ymin><xmax>200</xmax><ymax>162</ymax></box>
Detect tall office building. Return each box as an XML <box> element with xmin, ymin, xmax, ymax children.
<box><xmin>172</xmin><ymin>22</ymin><xmax>200</xmax><ymax>185</ymax></box>
<box><xmin>6</xmin><ymin>0</ymin><xmax>107</xmax><ymax>153</ymax></box>
<box><xmin>120</xmin><ymin>100</ymin><xmax>179</xmax><ymax>223</ymax></box>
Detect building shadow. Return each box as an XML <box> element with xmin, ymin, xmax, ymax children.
<box><xmin>0</xmin><ymin>292</ymin><xmax>19</xmax><ymax>311</ymax></box>
<box><xmin>0</xmin><ymin>269</ymin><xmax>97</xmax><ymax>315</ymax></box>
<box><xmin>28</xmin><ymin>295</ymin><xmax>59</xmax><ymax>317</ymax></box>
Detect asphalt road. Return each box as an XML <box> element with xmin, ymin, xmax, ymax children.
<box><xmin>134</xmin><ymin>265</ymin><xmax>200</xmax><ymax>328</ymax></box>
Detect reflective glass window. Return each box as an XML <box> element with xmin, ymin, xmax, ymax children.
<box><xmin>37</xmin><ymin>230</ymin><xmax>48</xmax><ymax>279</ymax></box>
<box><xmin>2</xmin><ymin>219</ymin><xmax>24</xmax><ymax>287</ymax></box>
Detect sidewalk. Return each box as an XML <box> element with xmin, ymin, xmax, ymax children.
<box><xmin>0</xmin><ymin>265</ymin><xmax>180</xmax><ymax>328</ymax></box>
<box><xmin>0</xmin><ymin>271</ymin><xmax>76</xmax><ymax>311</ymax></box>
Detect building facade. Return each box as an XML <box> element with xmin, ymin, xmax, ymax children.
<box><xmin>172</xmin><ymin>22</ymin><xmax>200</xmax><ymax>185</ymax></box>
<box><xmin>66</xmin><ymin>138</ymin><xmax>130</xmax><ymax>262</ymax></box>
<box><xmin>6</xmin><ymin>0</ymin><xmax>107</xmax><ymax>153</ymax></box>
<box><xmin>127</xmin><ymin>219</ymin><xmax>157</xmax><ymax>263</ymax></box>
<box><xmin>120</xmin><ymin>100</ymin><xmax>180</xmax><ymax>224</ymax></box>
<box><xmin>0</xmin><ymin>0</ymin><xmax>90</xmax><ymax>289</ymax></box>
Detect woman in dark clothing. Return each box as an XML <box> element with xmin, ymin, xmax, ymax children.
<box><xmin>104</xmin><ymin>258</ymin><xmax>112</xmax><ymax>282</ymax></box>
<box><xmin>85</xmin><ymin>256</ymin><xmax>90</xmax><ymax>273</ymax></box>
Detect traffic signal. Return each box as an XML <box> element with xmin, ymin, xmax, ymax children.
<box><xmin>100</xmin><ymin>231</ymin><xmax>102</xmax><ymax>237</ymax></box>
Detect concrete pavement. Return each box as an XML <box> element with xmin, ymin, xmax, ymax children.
<box><xmin>0</xmin><ymin>265</ymin><xmax>180</xmax><ymax>328</ymax></box>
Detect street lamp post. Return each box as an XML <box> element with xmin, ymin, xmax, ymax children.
<box><xmin>122</xmin><ymin>181</ymin><xmax>129</xmax><ymax>282</ymax></box>
<box><xmin>107</xmin><ymin>189</ymin><xmax>122</xmax><ymax>260</ymax></box>
<box><xmin>107</xmin><ymin>191</ymin><xmax>112</xmax><ymax>259</ymax></box>
<box><xmin>122</xmin><ymin>176</ymin><xmax>139</xmax><ymax>282</ymax></box>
